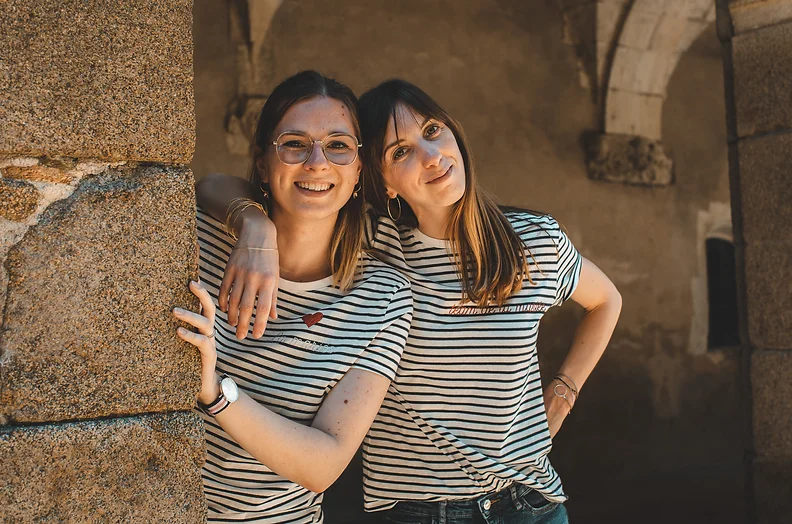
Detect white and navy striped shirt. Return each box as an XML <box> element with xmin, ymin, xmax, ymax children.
<box><xmin>362</xmin><ymin>211</ymin><xmax>582</xmax><ymax>511</ymax></box>
<box><xmin>196</xmin><ymin>210</ymin><xmax>413</xmax><ymax>523</ymax></box>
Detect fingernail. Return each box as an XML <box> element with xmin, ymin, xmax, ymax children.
<box><xmin>173</xmin><ymin>307</ymin><xmax>184</xmax><ymax>314</ymax></box>
<box><xmin>177</xmin><ymin>327</ymin><xmax>186</xmax><ymax>335</ymax></box>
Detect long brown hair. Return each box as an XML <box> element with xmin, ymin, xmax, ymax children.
<box><xmin>249</xmin><ymin>71</ymin><xmax>364</xmax><ymax>290</ymax></box>
<box><xmin>358</xmin><ymin>79</ymin><xmax>537</xmax><ymax>306</ymax></box>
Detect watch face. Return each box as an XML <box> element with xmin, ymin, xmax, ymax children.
<box><xmin>220</xmin><ymin>376</ymin><xmax>239</xmax><ymax>403</ymax></box>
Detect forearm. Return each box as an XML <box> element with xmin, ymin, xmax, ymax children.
<box><xmin>557</xmin><ymin>295</ymin><xmax>621</xmax><ymax>392</ymax></box>
<box><xmin>195</xmin><ymin>172</ymin><xmax>276</xmax><ymax>246</ymax></box>
<box><xmin>215</xmin><ymin>392</ymin><xmax>347</xmax><ymax>493</ymax></box>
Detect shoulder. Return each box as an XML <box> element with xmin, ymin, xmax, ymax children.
<box><xmin>358</xmin><ymin>253</ymin><xmax>410</xmax><ymax>292</ymax></box>
<box><xmin>501</xmin><ymin>208</ymin><xmax>561</xmax><ymax>246</ymax></box>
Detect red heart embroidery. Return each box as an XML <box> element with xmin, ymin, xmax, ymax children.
<box><xmin>302</xmin><ymin>312</ymin><xmax>323</xmax><ymax>327</ymax></box>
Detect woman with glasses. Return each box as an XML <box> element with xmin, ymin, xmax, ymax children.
<box><xmin>198</xmin><ymin>77</ymin><xmax>621</xmax><ymax>524</ymax></box>
<box><xmin>174</xmin><ymin>71</ymin><xmax>412</xmax><ymax>523</ymax></box>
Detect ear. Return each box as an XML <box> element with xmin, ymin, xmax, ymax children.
<box><xmin>385</xmin><ymin>188</ymin><xmax>398</xmax><ymax>199</ymax></box>
<box><xmin>252</xmin><ymin>146</ymin><xmax>269</xmax><ymax>183</ymax></box>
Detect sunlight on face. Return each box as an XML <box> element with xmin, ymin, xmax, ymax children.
<box><xmin>381</xmin><ymin>103</ymin><xmax>465</xmax><ymax>226</ymax></box>
<box><xmin>262</xmin><ymin>96</ymin><xmax>361</xmax><ymax>223</ymax></box>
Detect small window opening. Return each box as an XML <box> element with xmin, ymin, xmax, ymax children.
<box><xmin>706</xmin><ymin>237</ymin><xmax>740</xmax><ymax>350</ymax></box>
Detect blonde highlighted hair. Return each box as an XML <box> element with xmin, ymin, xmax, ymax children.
<box><xmin>359</xmin><ymin>79</ymin><xmax>538</xmax><ymax>306</ymax></box>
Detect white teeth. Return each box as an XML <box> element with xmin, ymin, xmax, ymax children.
<box><xmin>296</xmin><ymin>181</ymin><xmax>333</xmax><ymax>192</ymax></box>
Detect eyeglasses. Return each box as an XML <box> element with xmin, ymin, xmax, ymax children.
<box><xmin>272</xmin><ymin>132</ymin><xmax>362</xmax><ymax>166</ymax></box>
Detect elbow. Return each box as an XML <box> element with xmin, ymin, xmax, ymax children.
<box><xmin>301</xmin><ymin>475</ymin><xmax>337</xmax><ymax>494</ymax></box>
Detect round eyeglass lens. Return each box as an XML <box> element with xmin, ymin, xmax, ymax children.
<box><xmin>275</xmin><ymin>133</ymin><xmax>359</xmax><ymax>166</ymax></box>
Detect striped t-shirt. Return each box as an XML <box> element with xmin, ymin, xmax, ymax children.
<box><xmin>196</xmin><ymin>210</ymin><xmax>413</xmax><ymax>523</ymax></box>
<box><xmin>362</xmin><ymin>211</ymin><xmax>583</xmax><ymax>511</ymax></box>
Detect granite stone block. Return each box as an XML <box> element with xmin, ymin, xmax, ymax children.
<box><xmin>0</xmin><ymin>165</ymin><xmax>201</xmax><ymax>423</ymax></box>
<box><xmin>732</xmin><ymin>22</ymin><xmax>792</xmax><ymax>137</ymax></box>
<box><xmin>0</xmin><ymin>411</ymin><xmax>206</xmax><ymax>522</ymax></box>
<box><xmin>753</xmin><ymin>457</ymin><xmax>792</xmax><ymax>524</ymax></box>
<box><xmin>0</xmin><ymin>0</ymin><xmax>195</xmax><ymax>163</ymax></box>
<box><xmin>0</xmin><ymin>178</ymin><xmax>40</xmax><ymax>221</ymax></box>
<box><xmin>743</xmin><ymin>241</ymin><xmax>792</xmax><ymax>350</ymax></box>
<box><xmin>737</xmin><ymin>133</ymin><xmax>792</xmax><ymax>244</ymax></box>
<box><xmin>751</xmin><ymin>350</ymin><xmax>792</xmax><ymax>457</ymax></box>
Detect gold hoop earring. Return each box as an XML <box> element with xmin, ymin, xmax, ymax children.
<box><xmin>387</xmin><ymin>196</ymin><xmax>402</xmax><ymax>221</ymax></box>
<box><xmin>352</xmin><ymin>181</ymin><xmax>362</xmax><ymax>199</ymax></box>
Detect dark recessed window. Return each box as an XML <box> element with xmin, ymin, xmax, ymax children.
<box><xmin>706</xmin><ymin>238</ymin><xmax>740</xmax><ymax>350</ymax></box>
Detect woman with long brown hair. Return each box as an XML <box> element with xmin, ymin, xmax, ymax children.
<box><xmin>198</xmin><ymin>77</ymin><xmax>621</xmax><ymax>524</ymax></box>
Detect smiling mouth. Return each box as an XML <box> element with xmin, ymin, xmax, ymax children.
<box><xmin>295</xmin><ymin>181</ymin><xmax>335</xmax><ymax>192</ymax></box>
<box><xmin>427</xmin><ymin>166</ymin><xmax>452</xmax><ymax>184</ymax></box>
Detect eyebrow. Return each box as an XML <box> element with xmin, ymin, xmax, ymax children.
<box><xmin>384</xmin><ymin>116</ymin><xmax>432</xmax><ymax>154</ymax></box>
<box><xmin>279</xmin><ymin>130</ymin><xmax>355</xmax><ymax>138</ymax></box>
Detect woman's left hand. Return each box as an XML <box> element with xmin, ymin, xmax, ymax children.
<box><xmin>543</xmin><ymin>380</ymin><xmax>573</xmax><ymax>438</ymax></box>
<box><xmin>173</xmin><ymin>280</ymin><xmax>220</xmax><ymax>405</ymax></box>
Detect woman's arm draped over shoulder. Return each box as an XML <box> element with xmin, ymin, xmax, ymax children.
<box><xmin>195</xmin><ymin>173</ymin><xmax>280</xmax><ymax>338</ymax></box>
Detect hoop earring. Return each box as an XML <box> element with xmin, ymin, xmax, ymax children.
<box><xmin>387</xmin><ymin>196</ymin><xmax>402</xmax><ymax>221</ymax></box>
<box><xmin>352</xmin><ymin>181</ymin><xmax>362</xmax><ymax>199</ymax></box>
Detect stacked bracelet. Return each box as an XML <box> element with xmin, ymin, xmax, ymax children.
<box><xmin>225</xmin><ymin>197</ymin><xmax>267</xmax><ymax>241</ymax></box>
<box><xmin>552</xmin><ymin>373</ymin><xmax>579</xmax><ymax>413</ymax></box>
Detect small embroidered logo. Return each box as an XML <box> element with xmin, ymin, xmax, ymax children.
<box><xmin>302</xmin><ymin>312</ymin><xmax>323</xmax><ymax>327</ymax></box>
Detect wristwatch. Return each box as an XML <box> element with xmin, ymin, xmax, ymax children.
<box><xmin>198</xmin><ymin>374</ymin><xmax>239</xmax><ymax>417</ymax></box>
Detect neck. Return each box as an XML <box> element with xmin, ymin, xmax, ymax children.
<box><xmin>413</xmin><ymin>206</ymin><xmax>453</xmax><ymax>240</ymax></box>
<box><xmin>270</xmin><ymin>209</ymin><xmax>336</xmax><ymax>283</ymax></box>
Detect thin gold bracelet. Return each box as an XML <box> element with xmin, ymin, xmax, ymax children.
<box><xmin>233</xmin><ymin>246</ymin><xmax>278</xmax><ymax>251</ymax></box>
<box><xmin>225</xmin><ymin>198</ymin><xmax>267</xmax><ymax>241</ymax></box>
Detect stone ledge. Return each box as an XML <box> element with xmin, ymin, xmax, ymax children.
<box><xmin>585</xmin><ymin>132</ymin><xmax>675</xmax><ymax>186</ymax></box>
<box><xmin>0</xmin><ymin>0</ymin><xmax>195</xmax><ymax>163</ymax></box>
<box><xmin>0</xmin><ymin>164</ymin><xmax>200</xmax><ymax>423</ymax></box>
<box><xmin>0</xmin><ymin>411</ymin><xmax>206</xmax><ymax>522</ymax></box>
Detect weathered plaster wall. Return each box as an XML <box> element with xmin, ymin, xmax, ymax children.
<box><xmin>1</xmin><ymin>0</ymin><xmax>205</xmax><ymax>521</ymax></box>
<box><xmin>191</xmin><ymin>1</ymin><xmax>743</xmax><ymax>522</ymax></box>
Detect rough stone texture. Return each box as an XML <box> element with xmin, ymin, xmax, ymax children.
<box><xmin>2</xmin><ymin>165</ymin><xmax>75</xmax><ymax>184</ymax></box>
<box><xmin>751</xmin><ymin>351</ymin><xmax>792</xmax><ymax>458</ymax></box>
<box><xmin>0</xmin><ymin>0</ymin><xmax>195</xmax><ymax>163</ymax></box>
<box><xmin>0</xmin><ymin>165</ymin><xmax>200</xmax><ymax>423</ymax></box>
<box><xmin>0</xmin><ymin>178</ymin><xmax>40</xmax><ymax>221</ymax></box>
<box><xmin>586</xmin><ymin>132</ymin><xmax>675</xmax><ymax>186</ymax></box>
<box><xmin>753</xmin><ymin>457</ymin><xmax>792</xmax><ymax>524</ymax></box>
<box><xmin>743</xmin><ymin>242</ymin><xmax>792</xmax><ymax>350</ymax></box>
<box><xmin>737</xmin><ymin>133</ymin><xmax>792</xmax><ymax>244</ymax></box>
<box><xmin>732</xmin><ymin>22</ymin><xmax>792</xmax><ymax>137</ymax></box>
<box><xmin>730</xmin><ymin>0</ymin><xmax>792</xmax><ymax>34</ymax></box>
<box><xmin>0</xmin><ymin>411</ymin><xmax>206</xmax><ymax>522</ymax></box>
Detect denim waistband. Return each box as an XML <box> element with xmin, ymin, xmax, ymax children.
<box><xmin>390</xmin><ymin>483</ymin><xmax>535</xmax><ymax>519</ymax></box>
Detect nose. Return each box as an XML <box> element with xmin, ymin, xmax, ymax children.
<box><xmin>303</xmin><ymin>140</ymin><xmax>331</xmax><ymax>171</ymax></box>
<box><xmin>420</xmin><ymin>142</ymin><xmax>442</xmax><ymax>168</ymax></box>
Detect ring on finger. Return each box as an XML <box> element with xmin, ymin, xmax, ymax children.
<box><xmin>206</xmin><ymin>328</ymin><xmax>216</xmax><ymax>339</ymax></box>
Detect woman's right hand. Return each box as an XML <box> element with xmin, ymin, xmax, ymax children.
<box><xmin>219</xmin><ymin>212</ymin><xmax>280</xmax><ymax>340</ymax></box>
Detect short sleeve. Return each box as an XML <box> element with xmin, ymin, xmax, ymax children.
<box><xmin>551</xmin><ymin>218</ymin><xmax>583</xmax><ymax>307</ymax></box>
<box><xmin>350</xmin><ymin>278</ymin><xmax>413</xmax><ymax>381</ymax></box>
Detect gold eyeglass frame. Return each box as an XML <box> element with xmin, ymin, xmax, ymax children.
<box><xmin>272</xmin><ymin>131</ymin><xmax>362</xmax><ymax>166</ymax></box>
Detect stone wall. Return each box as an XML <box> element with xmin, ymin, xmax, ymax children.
<box><xmin>0</xmin><ymin>1</ymin><xmax>205</xmax><ymax>521</ymax></box>
<box><xmin>717</xmin><ymin>1</ymin><xmax>792</xmax><ymax>522</ymax></box>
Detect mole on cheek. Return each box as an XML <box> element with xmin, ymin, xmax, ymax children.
<box><xmin>344</xmin><ymin>399</ymin><xmax>349</xmax><ymax>404</ymax></box>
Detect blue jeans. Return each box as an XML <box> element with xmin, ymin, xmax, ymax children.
<box><xmin>376</xmin><ymin>484</ymin><xmax>569</xmax><ymax>524</ymax></box>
